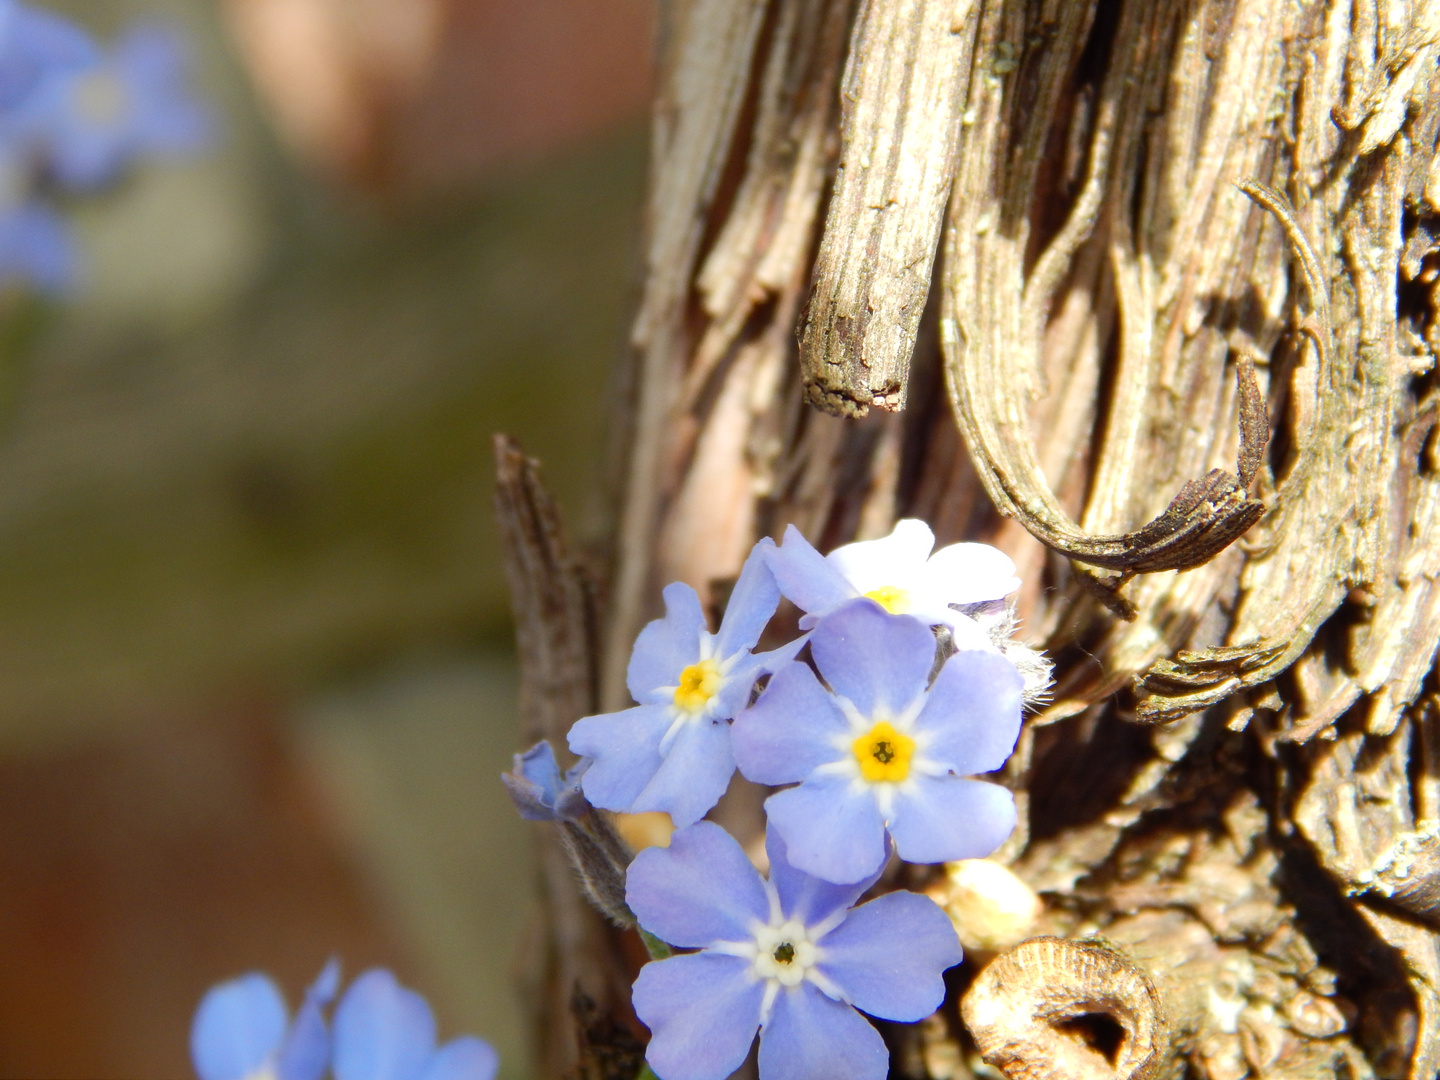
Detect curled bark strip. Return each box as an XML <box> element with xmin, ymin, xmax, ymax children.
<box><xmin>798</xmin><ymin>0</ymin><xmax>978</xmax><ymax>417</ymax></box>
<box><xmin>962</xmin><ymin>937</ymin><xmax>1170</xmax><ymax>1080</ymax></box>
<box><xmin>959</xmin><ymin>353</ymin><xmax>1268</xmax><ymax>603</ymax></box>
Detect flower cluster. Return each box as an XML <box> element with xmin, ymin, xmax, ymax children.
<box><xmin>191</xmin><ymin>964</ymin><xmax>498</xmax><ymax>1080</ymax></box>
<box><xmin>571</xmin><ymin>518</ymin><xmax>1026</xmax><ymax>874</ymax></box>
<box><xmin>0</xmin><ymin>0</ymin><xmax>210</xmax><ymax>292</ymax></box>
<box><xmin>506</xmin><ymin>519</ymin><xmax>1044</xmax><ymax>1080</ymax></box>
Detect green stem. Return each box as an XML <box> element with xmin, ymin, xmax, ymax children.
<box><xmin>636</xmin><ymin>1064</ymin><xmax>662</xmax><ymax>1080</ymax></box>
<box><xmin>639</xmin><ymin>928</ymin><xmax>673</xmax><ymax>960</ymax></box>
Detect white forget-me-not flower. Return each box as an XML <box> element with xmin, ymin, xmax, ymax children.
<box><xmin>764</xmin><ymin>518</ymin><xmax>1019</xmax><ymax>647</ymax></box>
<box><xmin>732</xmin><ymin>598</ymin><xmax>1023</xmax><ymax>884</ymax></box>
<box><xmin>627</xmin><ymin>821</ymin><xmax>961</xmax><ymax>1080</ymax></box>
<box><xmin>190</xmin><ymin>960</ymin><xmax>339</xmax><ymax>1080</ymax></box>
<box><xmin>568</xmin><ymin>541</ymin><xmax>805</xmax><ymax>827</ymax></box>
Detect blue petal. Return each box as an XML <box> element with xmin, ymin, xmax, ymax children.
<box><xmin>714</xmin><ymin>539</ymin><xmax>781</xmax><ymax>657</ymax></box>
<box><xmin>756</xmin><ymin>983</ymin><xmax>888</xmax><ymax>1080</ymax></box>
<box><xmin>332</xmin><ymin>970</ymin><xmax>437</xmax><ymax>1080</ymax></box>
<box><xmin>501</xmin><ymin>741</ymin><xmax>565</xmax><ymax>821</ymax></box>
<box><xmin>815</xmin><ymin>892</ymin><xmax>960</xmax><ymax>1021</ymax></box>
<box><xmin>627</xmin><ymin>582</ymin><xmax>707</xmax><ymax>703</ymax></box>
<box><xmin>809</xmin><ymin>601</ymin><xmax>936</xmax><ymax>716</ymax></box>
<box><xmin>626</xmin><ymin>821</ymin><xmax>770</xmax><ymax>947</ymax></box>
<box><xmin>913</xmin><ymin>651</ymin><xmax>1023</xmax><ymax>775</ymax></box>
<box><xmin>0</xmin><ymin>202</ymin><xmax>77</xmax><ymax>293</ymax></box>
<box><xmin>765</xmin><ymin>830</ymin><xmax>882</xmax><ymax>930</ymax></box>
<box><xmin>764</xmin><ymin>526</ymin><xmax>854</xmax><ymax>619</ymax></box>
<box><xmin>190</xmin><ymin>972</ymin><xmax>287</xmax><ymax>1080</ymax></box>
<box><xmin>276</xmin><ymin>959</ymin><xmax>341</xmax><ymax>1080</ymax></box>
<box><xmin>764</xmin><ymin>776</ymin><xmax>887</xmax><ymax>885</ymax></box>
<box><xmin>553</xmin><ymin>758</ymin><xmax>592</xmax><ymax>821</ymax></box>
<box><xmin>631</xmin><ymin>717</ymin><xmax>735</xmax><ymax>827</ymax></box>
<box><xmin>633</xmin><ymin>953</ymin><xmax>764</xmax><ymax>1080</ymax></box>
<box><xmin>732</xmin><ymin>664</ymin><xmax>848</xmax><ymax>786</ymax></box>
<box><xmin>0</xmin><ymin>3</ymin><xmax>96</xmax><ymax>108</ymax></box>
<box><xmin>569</xmin><ymin>704</ymin><xmax>671</xmax><ymax>813</ymax></box>
<box><xmin>116</xmin><ymin>23</ymin><xmax>211</xmax><ymax>153</ymax></box>
<box><xmin>888</xmin><ymin>777</ymin><xmax>1015</xmax><ymax>865</ymax></box>
<box><xmin>420</xmin><ymin>1038</ymin><xmax>499</xmax><ymax>1080</ymax></box>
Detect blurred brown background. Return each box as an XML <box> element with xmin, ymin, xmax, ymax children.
<box><xmin>0</xmin><ymin>0</ymin><xmax>653</xmax><ymax>1075</ymax></box>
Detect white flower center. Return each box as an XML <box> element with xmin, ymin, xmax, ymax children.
<box><xmin>73</xmin><ymin>69</ymin><xmax>128</xmax><ymax>126</ymax></box>
<box><xmin>750</xmin><ymin>919</ymin><xmax>818</xmax><ymax>987</ymax></box>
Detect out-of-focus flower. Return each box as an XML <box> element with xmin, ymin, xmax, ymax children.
<box><xmin>190</xmin><ymin>960</ymin><xmax>339</xmax><ymax>1080</ymax></box>
<box><xmin>19</xmin><ymin>20</ymin><xmax>211</xmax><ymax>190</ymax></box>
<box><xmin>332</xmin><ymin>969</ymin><xmax>499</xmax><ymax>1080</ymax></box>
<box><xmin>501</xmin><ymin>739</ymin><xmax>589</xmax><ymax>822</ymax></box>
<box><xmin>627</xmin><ymin>822</ymin><xmax>961</xmax><ymax>1080</ymax></box>
<box><xmin>0</xmin><ymin>6</ymin><xmax>213</xmax><ymax>293</ymax></box>
<box><xmin>764</xmin><ymin>519</ymin><xmax>1019</xmax><ymax>644</ymax></box>
<box><xmin>0</xmin><ymin>187</ymin><xmax>74</xmax><ymax>291</ymax></box>
<box><xmin>732</xmin><ymin>599</ymin><xmax>1023</xmax><ymax>884</ymax></box>
<box><xmin>0</xmin><ymin>0</ymin><xmax>95</xmax><ymax>110</ymax></box>
<box><xmin>568</xmin><ymin>541</ymin><xmax>804</xmax><ymax>827</ymax></box>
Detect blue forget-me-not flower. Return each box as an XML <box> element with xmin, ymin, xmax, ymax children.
<box><xmin>502</xmin><ymin>739</ymin><xmax>590</xmax><ymax>822</ymax></box>
<box><xmin>0</xmin><ymin>3</ymin><xmax>210</xmax><ymax>293</ymax></box>
<box><xmin>0</xmin><ymin>0</ymin><xmax>96</xmax><ymax>110</ymax></box>
<box><xmin>732</xmin><ymin>598</ymin><xmax>1023</xmax><ymax>884</ymax></box>
<box><xmin>0</xmin><ymin>189</ymin><xmax>74</xmax><ymax>290</ymax></box>
<box><xmin>192</xmin><ymin>966</ymin><xmax>498</xmax><ymax>1080</ymax></box>
<box><xmin>331</xmin><ymin>969</ymin><xmax>499</xmax><ymax>1080</ymax></box>
<box><xmin>627</xmin><ymin>821</ymin><xmax>961</xmax><ymax>1080</ymax></box>
<box><xmin>191</xmin><ymin>960</ymin><xmax>340</xmax><ymax>1080</ymax></box>
<box><xmin>568</xmin><ymin>541</ymin><xmax>805</xmax><ymax>827</ymax></box>
<box><xmin>764</xmin><ymin>518</ymin><xmax>1019</xmax><ymax>646</ymax></box>
<box><xmin>17</xmin><ymin>20</ymin><xmax>210</xmax><ymax>191</ymax></box>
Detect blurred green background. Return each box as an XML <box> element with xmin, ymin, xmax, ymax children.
<box><xmin>0</xmin><ymin>0</ymin><xmax>652</xmax><ymax>1075</ymax></box>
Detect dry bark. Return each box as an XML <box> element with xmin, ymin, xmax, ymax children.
<box><xmin>504</xmin><ymin>0</ymin><xmax>1440</xmax><ymax>1078</ymax></box>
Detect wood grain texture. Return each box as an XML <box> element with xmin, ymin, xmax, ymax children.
<box><xmin>798</xmin><ymin>0</ymin><xmax>977</xmax><ymax>416</ymax></box>
<box><xmin>575</xmin><ymin>0</ymin><xmax>1440</xmax><ymax>1076</ymax></box>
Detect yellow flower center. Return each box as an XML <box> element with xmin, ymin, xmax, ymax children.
<box><xmin>673</xmin><ymin>659</ymin><xmax>722</xmax><ymax>713</ymax></box>
<box><xmin>852</xmin><ymin>721</ymin><xmax>915</xmax><ymax>783</ymax></box>
<box><xmin>862</xmin><ymin>585</ymin><xmax>911</xmax><ymax>614</ymax></box>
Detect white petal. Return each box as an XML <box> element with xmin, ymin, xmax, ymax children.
<box><xmin>826</xmin><ymin>519</ymin><xmax>935</xmax><ymax>595</ymax></box>
<box><xmin>920</xmin><ymin>542</ymin><xmax>1020</xmax><ymax>604</ymax></box>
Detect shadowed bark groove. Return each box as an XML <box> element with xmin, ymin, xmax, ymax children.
<box><xmin>510</xmin><ymin>1</ymin><xmax>1440</xmax><ymax>1078</ymax></box>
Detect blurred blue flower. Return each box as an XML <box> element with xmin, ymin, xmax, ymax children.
<box><xmin>764</xmin><ymin>519</ymin><xmax>1019</xmax><ymax>643</ymax></box>
<box><xmin>332</xmin><ymin>969</ymin><xmax>499</xmax><ymax>1080</ymax></box>
<box><xmin>191</xmin><ymin>960</ymin><xmax>339</xmax><ymax>1080</ymax></box>
<box><xmin>0</xmin><ymin>7</ymin><xmax>214</xmax><ymax>294</ymax></box>
<box><xmin>501</xmin><ymin>739</ymin><xmax>590</xmax><ymax>822</ymax></box>
<box><xmin>20</xmin><ymin>20</ymin><xmax>211</xmax><ymax>190</ymax></box>
<box><xmin>0</xmin><ymin>0</ymin><xmax>95</xmax><ymax>111</ymax></box>
<box><xmin>627</xmin><ymin>822</ymin><xmax>961</xmax><ymax>1080</ymax></box>
<box><xmin>568</xmin><ymin>541</ymin><xmax>804</xmax><ymax>827</ymax></box>
<box><xmin>732</xmin><ymin>599</ymin><xmax>1023</xmax><ymax>884</ymax></box>
<box><xmin>0</xmin><ymin>191</ymin><xmax>74</xmax><ymax>291</ymax></box>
